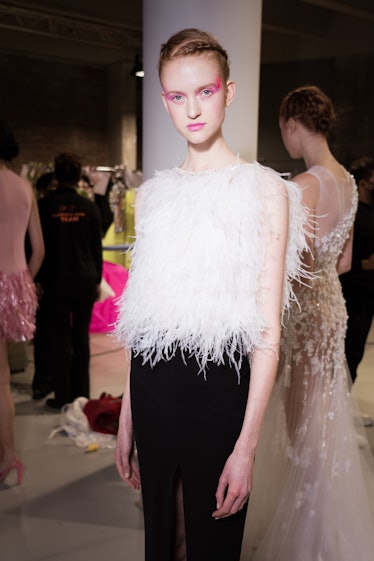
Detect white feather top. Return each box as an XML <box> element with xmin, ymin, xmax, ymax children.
<box><xmin>115</xmin><ymin>162</ymin><xmax>309</xmax><ymax>373</ymax></box>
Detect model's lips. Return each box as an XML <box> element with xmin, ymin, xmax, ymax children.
<box><xmin>187</xmin><ymin>123</ymin><xmax>205</xmax><ymax>131</ymax></box>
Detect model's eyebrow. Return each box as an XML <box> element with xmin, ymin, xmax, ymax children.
<box><xmin>164</xmin><ymin>79</ymin><xmax>222</xmax><ymax>98</ymax></box>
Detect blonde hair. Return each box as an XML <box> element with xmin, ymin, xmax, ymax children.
<box><xmin>158</xmin><ymin>28</ymin><xmax>230</xmax><ymax>83</ymax></box>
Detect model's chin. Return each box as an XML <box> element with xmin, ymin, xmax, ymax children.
<box><xmin>182</xmin><ymin>130</ymin><xmax>208</xmax><ymax>144</ymax></box>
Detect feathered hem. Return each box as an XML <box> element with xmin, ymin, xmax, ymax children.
<box><xmin>130</xmin><ymin>332</ymin><xmax>255</xmax><ymax>379</ymax></box>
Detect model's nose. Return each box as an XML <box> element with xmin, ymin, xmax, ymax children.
<box><xmin>186</xmin><ymin>97</ymin><xmax>201</xmax><ymax>119</ymax></box>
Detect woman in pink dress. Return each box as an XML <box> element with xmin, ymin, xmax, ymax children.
<box><xmin>0</xmin><ymin>120</ymin><xmax>44</xmax><ymax>485</ymax></box>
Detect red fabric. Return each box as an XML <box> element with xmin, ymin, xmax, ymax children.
<box><xmin>89</xmin><ymin>261</ymin><xmax>128</xmax><ymax>333</ymax></box>
<box><xmin>83</xmin><ymin>392</ymin><xmax>122</xmax><ymax>435</ymax></box>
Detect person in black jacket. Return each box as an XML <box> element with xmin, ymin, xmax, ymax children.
<box><xmin>35</xmin><ymin>153</ymin><xmax>103</xmax><ymax>409</ymax></box>
<box><xmin>340</xmin><ymin>156</ymin><xmax>374</xmax><ymax>388</ymax></box>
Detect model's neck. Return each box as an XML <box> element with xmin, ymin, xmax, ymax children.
<box><xmin>302</xmin><ymin>135</ymin><xmax>334</xmax><ymax>170</ymax></box>
<box><xmin>182</xmin><ymin>136</ymin><xmax>239</xmax><ymax>172</ymax></box>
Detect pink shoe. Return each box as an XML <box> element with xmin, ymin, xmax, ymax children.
<box><xmin>0</xmin><ymin>459</ymin><xmax>23</xmax><ymax>485</ymax></box>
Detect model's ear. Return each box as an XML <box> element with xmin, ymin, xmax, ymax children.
<box><xmin>225</xmin><ymin>80</ymin><xmax>236</xmax><ymax>107</ymax></box>
<box><xmin>161</xmin><ymin>91</ymin><xmax>169</xmax><ymax>113</ymax></box>
<box><xmin>287</xmin><ymin>118</ymin><xmax>297</xmax><ymax>132</ymax></box>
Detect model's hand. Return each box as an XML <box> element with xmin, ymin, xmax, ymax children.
<box><xmin>114</xmin><ymin>423</ymin><xmax>141</xmax><ymax>490</ymax></box>
<box><xmin>212</xmin><ymin>451</ymin><xmax>252</xmax><ymax>519</ymax></box>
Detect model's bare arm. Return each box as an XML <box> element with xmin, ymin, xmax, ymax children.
<box><xmin>213</xmin><ymin>178</ymin><xmax>289</xmax><ymax>519</ymax></box>
<box><xmin>114</xmin><ymin>349</ymin><xmax>141</xmax><ymax>489</ymax></box>
<box><xmin>114</xmin><ymin>187</ymin><xmax>145</xmax><ymax>489</ymax></box>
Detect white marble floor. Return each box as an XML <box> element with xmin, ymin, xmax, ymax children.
<box><xmin>1</xmin><ymin>327</ymin><xmax>373</xmax><ymax>561</ymax></box>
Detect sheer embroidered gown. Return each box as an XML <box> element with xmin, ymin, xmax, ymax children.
<box><xmin>240</xmin><ymin>165</ymin><xmax>374</xmax><ymax>561</ymax></box>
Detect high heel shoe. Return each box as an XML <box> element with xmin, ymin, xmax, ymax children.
<box><xmin>0</xmin><ymin>460</ymin><xmax>23</xmax><ymax>485</ymax></box>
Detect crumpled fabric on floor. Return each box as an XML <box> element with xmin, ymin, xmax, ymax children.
<box><xmin>49</xmin><ymin>396</ymin><xmax>117</xmax><ymax>449</ymax></box>
<box><xmin>83</xmin><ymin>393</ymin><xmax>122</xmax><ymax>435</ymax></box>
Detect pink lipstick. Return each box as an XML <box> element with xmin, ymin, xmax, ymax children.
<box><xmin>187</xmin><ymin>123</ymin><xmax>205</xmax><ymax>131</ymax></box>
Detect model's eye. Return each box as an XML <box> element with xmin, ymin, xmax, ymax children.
<box><xmin>200</xmin><ymin>89</ymin><xmax>213</xmax><ymax>98</ymax></box>
<box><xmin>170</xmin><ymin>94</ymin><xmax>185</xmax><ymax>104</ymax></box>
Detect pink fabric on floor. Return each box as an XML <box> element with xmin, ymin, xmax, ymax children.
<box><xmin>89</xmin><ymin>261</ymin><xmax>128</xmax><ymax>333</ymax></box>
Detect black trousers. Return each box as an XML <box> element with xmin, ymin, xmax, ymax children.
<box><xmin>32</xmin><ymin>296</ymin><xmax>55</xmax><ymax>394</ymax></box>
<box><xmin>131</xmin><ymin>351</ymin><xmax>250</xmax><ymax>561</ymax></box>
<box><xmin>47</xmin><ymin>297</ymin><xmax>95</xmax><ymax>405</ymax></box>
<box><xmin>342</xmin><ymin>285</ymin><xmax>373</xmax><ymax>382</ymax></box>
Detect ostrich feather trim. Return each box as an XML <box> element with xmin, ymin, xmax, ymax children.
<box><xmin>114</xmin><ymin>162</ymin><xmax>310</xmax><ymax>373</ymax></box>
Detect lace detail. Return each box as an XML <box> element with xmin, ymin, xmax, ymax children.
<box><xmin>240</xmin><ymin>170</ymin><xmax>374</xmax><ymax>561</ymax></box>
<box><xmin>282</xmin><ymin>173</ymin><xmax>358</xmax><ymax>437</ymax></box>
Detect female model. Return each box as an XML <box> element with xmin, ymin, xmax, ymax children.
<box><xmin>241</xmin><ymin>85</ymin><xmax>374</xmax><ymax>561</ymax></box>
<box><xmin>114</xmin><ymin>30</ymin><xmax>309</xmax><ymax>561</ymax></box>
<box><xmin>0</xmin><ymin>119</ymin><xmax>44</xmax><ymax>484</ymax></box>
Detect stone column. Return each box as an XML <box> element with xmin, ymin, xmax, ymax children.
<box><xmin>142</xmin><ymin>0</ymin><xmax>263</xmax><ymax>178</ymax></box>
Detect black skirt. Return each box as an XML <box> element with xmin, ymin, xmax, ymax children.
<box><xmin>131</xmin><ymin>349</ymin><xmax>250</xmax><ymax>561</ymax></box>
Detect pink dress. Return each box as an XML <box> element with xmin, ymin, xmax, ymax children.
<box><xmin>0</xmin><ymin>168</ymin><xmax>38</xmax><ymax>342</ymax></box>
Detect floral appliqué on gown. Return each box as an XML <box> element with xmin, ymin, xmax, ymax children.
<box><xmin>241</xmin><ymin>166</ymin><xmax>374</xmax><ymax>561</ymax></box>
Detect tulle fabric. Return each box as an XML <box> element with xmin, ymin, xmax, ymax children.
<box><xmin>241</xmin><ymin>361</ymin><xmax>374</xmax><ymax>561</ymax></box>
<box><xmin>0</xmin><ymin>268</ymin><xmax>38</xmax><ymax>342</ymax></box>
